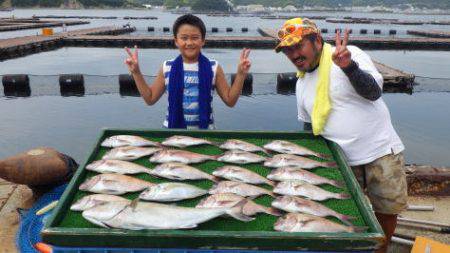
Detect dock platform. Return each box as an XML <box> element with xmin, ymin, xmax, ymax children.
<box><xmin>407</xmin><ymin>30</ymin><xmax>450</xmax><ymax>39</ymax></box>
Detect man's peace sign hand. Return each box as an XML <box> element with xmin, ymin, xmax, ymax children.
<box><xmin>332</xmin><ymin>29</ymin><xmax>352</xmax><ymax>68</ymax></box>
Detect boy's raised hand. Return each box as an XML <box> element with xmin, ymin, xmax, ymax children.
<box><xmin>237</xmin><ymin>48</ymin><xmax>251</xmax><ymax>75</ymax></box>
<box><xmin>124</xmin><ymin>45</ymin><xmax>140</xmax><ymax>74</ymax></box>
<box><xmin>332</xmin><ymin>29</ymin><xmax>352</xmax><ymax>68</ymax></box>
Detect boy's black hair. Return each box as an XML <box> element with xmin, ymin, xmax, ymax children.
<box><xmin>173</xmin><ymin>14</ymin><xmax>206</xmax><ymax>39</ymax></box>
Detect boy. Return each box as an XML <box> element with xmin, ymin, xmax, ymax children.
<box><xmin>124</xmin><ymin>14</ymin><xmax>251</xmax><ymax>129</ymax></box>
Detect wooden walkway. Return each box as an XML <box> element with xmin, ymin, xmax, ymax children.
<box><xmin>407</xmin><ymin>30</ymin><xmax>450</xmax><ymax>39</ymax></box>
<box><xmin>0</xmin><ymin>26</ymin><xmax>135</xmax><ymax>61</ymax></box>
<box><xmin>0</xmin><ymin>20</ymin><xmax>89</xmax><ymax>32</ymax></box>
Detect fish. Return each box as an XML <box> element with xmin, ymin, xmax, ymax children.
<box><xmin>102</xmin><ymin>146</ymin><xmax>162</xmax><ymax>161</ymax></box>
<box><xmin>217</xmin><ymin>150</ymin><xmax>267</xmax><ymax>164</ymax></box>
<box><xmin>274</xmin><ymin>213</ymin><xmax>366</xmax><ymax>233</ymax></box>
<box><xmin>209</xmin><ymin>181</ymin><xmax>275</xmax><ymax>198</ymax></box>
<box><xmin>273</xmin><ymin>180</ymin><xmax>350</xmax><ymax>201</ymax></box>
<box><xmin>197</xmin><ymin>193</ymin><xmax>281</xmax><ymax>216</ymax></box>
<box><xmin>213</xmin><ymin>166</ymin><xmax>275</xmax><ymax>186</ymax></box>
<box><xmin>150</xmin><ymin>163</ymin><xmax>219</xmax><ymax>182</ymax></box>
<box><xmin>139</xmin><ymin>182</ymin><xmax>207</xmax><ymax>202</ymax></box>
<box><xmin>86</xmin><ymin>159</ymin><xmax>152</xmax><ymax>175</ymax></box>
<box><xmin>161</xmin><ymin>135</ymin><xmax>216</xmax><ymax>148</ymax></box>
<box><xmin>263</xmin><ymin>140</ymin><xmax>330</xmax><ymax>159</ymax></box>
<box><xmin>82</xmin><ymin>199</ymin><xmax>253</xmax><ymax>230</ymax></box>
<box><xmin>271</xmin><ymin>196</ymin><xmax>356</xmax><ymax>226</ymax></box>
<box><xmin>219</xmin><ymin>139</ymin><xmax>269</xmax><ymax>154</ymax></box>
<box><xmin>79</xmin><ymin>173</ymin><xmax>155</xmax><ymax>195</ymax></box>
<box><xmin>101</xmin><ymin>135</ymin><xmax>160</xmax><ymax>148</ymax></box>
<box><xmin>267</xmin><ymin>167</ymin><xmax>344</xmax><ymax>188</ymax></box>
<box><xmin>264</xmin><ymin>154</ymin><xmax>337</xmax><ymax>169</ymax></box>
<box><xmin>70</xmin><ymin>194</ymin><xmax>130</xmax><ymax>211</ymax></box>
<box><xmin>149</xmin><ymin>149</ymin><xmax>218</xmax><ymax>164</ymax></box>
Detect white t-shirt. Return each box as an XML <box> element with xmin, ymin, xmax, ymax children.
<box><xmin>296</xmin><ymin>45</ymin><xmax>404</xmax><ymax>166</ymax></box>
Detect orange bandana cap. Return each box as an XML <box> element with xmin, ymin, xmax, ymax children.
<box><xmin>275</xmin><ymin>18</ymin><xmax>320</xmax><ymax>53</ymax></box>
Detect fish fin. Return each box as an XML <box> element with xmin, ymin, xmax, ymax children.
<box><xmin>266</xmin><ymin>180</ymin><xmax>276</xmax><ymax>187</ymax></box>
<box><xmin>130</xmin><ymin>198</ymin><xmax>139</xmax><ymax>211</ymax></box>
<box><xmin>330</xmin><ymin>180</ymin><xmax>345</xmax><ymax>189</ymax></box>
<box><xmin>211</xmin><ymin>175</ymin><xmax>221</xmax><ymax>183</ymax></box>
<box><xmin>337</xmin><ymin>192</ymin><xmax>351</xmax><ymax>200</ymax></box>
<box><xmin>268</xmin><ymin>191</ymin><xmax>277</xmax><ymax>198</ymax></box>
<box><xmin>262</xmin><ymin>148</ymin><xmax>273</xmax><ymax>156</ymax></box>
<box><xmin>265</xmin><ymin>207</ymin><xmax>283</xmax><ymax>217</ymax></box>
<box><xmin>324</xmin><ymin>161</ymin><xmax>338</xmax><ymax>168</ymax></box>
<box><xmin>316</xmin><ymin>153</ymin><xmax>332</xmax><ymax>160</ymax></box>
<box><xmin>227</xmin><ymin>199</ymin><xmax>255</xmax><ymax>222</ymax></box>
<box><xmin>337</xmin><ymin>214</ymin><xmax>358</xmax><ymax>226</ymax></box>
<box><xmin>351</xmin><ymin>226</ymin><xmax>369</xmax><ymax>233</ymax></box>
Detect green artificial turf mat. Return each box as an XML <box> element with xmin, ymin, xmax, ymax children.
<box><xmin>58</xmin><ymin>133</ymin><xmax>368</xmax><ymax>232</ymax></box>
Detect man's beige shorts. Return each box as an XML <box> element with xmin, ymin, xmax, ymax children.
<box><xmin>352</xmin><ymin>153</ymin><xmax>408</xmax><ymax>215</ymax></box>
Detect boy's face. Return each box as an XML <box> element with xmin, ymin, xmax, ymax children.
<box><xmin>174</xmin><ymin>24</ymin><xmax>205</xmax><ymax>62</ymax></box>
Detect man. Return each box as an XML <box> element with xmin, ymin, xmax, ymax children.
<box><xmin>275</xmin><ymin>18</ymin><xmax>408</xmax><ymax>253</ymax></box>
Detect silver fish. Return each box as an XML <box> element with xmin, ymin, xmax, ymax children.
<box><xmin>82</xmin><ymin>199</ymin><xmax>253</xmax><ymax>230</ymax></box>
<box><xmin>149</xmin><ymin>149</ymin><xmax>217</xmax><ymax>164</ymax></box>
<box><xmin>70</xmin><ymin>194</ymin><xmax>130</xmax><ymax>211</ymax></box>
<box><xmin>264</xmin><ymin>154</ymin><xmax>336</xmax><ymax>169</ymax></box>
<box><xmin>271</xmin><ymin>196</ymin><xmax>356</xmax><ymax>226</ymax></box>
<box><xmin>86</xmin><ymin>160</ymin><xmax>151</xmax><ymax>175</ymax></box>
<box><xmin>273</xmin><ymin>180</ymin><xmax>350</xmax><ymax>201</ymax></box>
<box><xmin>150</xmin><ymin>163</ymin><xmax>218</xmax><ymax>182</ymax></box>
<box><xmin>197</xmin><ymin>193</ymin><xmax>281</xmax><ymax>216</ymax></box>
<box><xmin>217</xmin><ymin>150</ymin><xmax>266</xmax><ymax>164</ymax></box>
<box><xmin>139</xmin><ymin>182</ymin><xmax>207</xmax><ymax>202</ymax></box>
<box><xmin>79</xmin><ymin>173</ymin><xmax>155</xmax><ymax>195</ymax></box>
<box><xmin>219</xmin><ymin>139</ymin><xmax>268</xmax><ymax>154</ymax></box>
<box><xmin>267</xmin><ymin>167</ymin><xmax>344</xmax><ymax>188</ymax></box>
<box><xmin>102</xmin><ymin>146</ymin><xmax>162</xmax><ymax>161</ymax></box>
<box><xmin>213</xmin><ymin>166</ymin><xmax>274</xmax><ymax>186</ymax></box>
<box><xmin>162</xmin><ymin>135</ymin><xmax>216</xmax><ymax>148</ymax></box>
<box><xmin>263</xmin><ymin>140</ymin><xmax>330</xmax><ymax>159</ymax></box>
<box><xmin>101</xmin><ymin>135</ymin><xmax>160</xmax><ymax>148</ymax></box>
<box><xmin>274</xmin><ymin>213</ymin><xmax>366</xmax><ymax>233</ymax></box>
<box><xmin>209</xmin><ymin>181</ymin><xmax>275</xmax><ymax>198</ymax></box>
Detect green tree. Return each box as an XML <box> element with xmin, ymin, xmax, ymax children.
<box><xmin>191</xmin><ymin>0</ymin><xmax>230</xmax><ymax>11</ymax></box>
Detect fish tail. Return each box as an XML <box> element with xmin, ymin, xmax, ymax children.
<box><xmin>323</xmin><ymin>161</ymin><xmax>338</xmax><ymax>168</ymax></box>
<box><xmin>267</xmin><ymin>179</ymin><xmax>276</xmax><ymax>187</ymax></box>
<box><xmin>268</xmin><ymin>191</ymin><xmax>277</xmax><ymax>198</ymax></box>
<box><xmin>337</xmin><ymin>214</ymin><xmax>358</xmax><ymax>226</ymax></box>
<box><xmin>351</xmin><ymin>226</ymin><xmax>369</xmax><ymax>233</ymax></box>
<box><xmin>330</xmin><ymin>179</ymin><xmax>345</xmax><ymax>189</ymax></box>
<box><xmin>336</xmin><ymin>192</ymin><xmax>351</xmax><ymax>200</ymax></box>
<box><xmin>262</xmin><ymin>148</ymin><xmax>273</xmax><ymax>156</ymax></box>
<box><xmin>265</xmin><ymin>207</ymin><xmax>283</xmax><ymax>216</ymax></box>
<box><xmin>211</xmin><ymin>154</ymin><xmax>222</xmax><ymax>160</ymax></box>
<box><xmin>227</xmin><ymin>199</ymin><xmax>255</xmax><ymax>222</ymax></box>
<box><xmin>210</xmin><ymin>175</ymin><xmax>221</xmax><ymax>183</ymax></box>
<box><xmin>317</xmin><ymin>153</ymin><xmax>332</xmax><ymax>160</ymax></box>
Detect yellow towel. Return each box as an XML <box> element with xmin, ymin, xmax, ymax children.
<box><xmin>297</xmin><ymin>43</ymin><xmax>333</xmax><ymax>135</ymax></box>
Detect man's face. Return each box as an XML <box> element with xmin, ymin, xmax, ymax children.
<box><xmin>281</xmin><ymin>37</ymin><xmax>322</xmax><ymax>72</ymax></box>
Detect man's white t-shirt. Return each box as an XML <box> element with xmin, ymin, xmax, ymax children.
<box><xmin>296</xmin><ymin>45</ymin><xmax>404</xmax><ymax>166</ymax></box>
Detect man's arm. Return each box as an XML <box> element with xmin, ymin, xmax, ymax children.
<box><xmin>341</xmin><ymin>60</ymin><xmax>382</xmax><ymax>101</ymax></box>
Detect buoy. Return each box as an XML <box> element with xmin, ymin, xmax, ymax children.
<box><xmin>241</xmin><ymin>27</ymin><xmax>248</xmax><ymax>33</ymax></box>
<box><xmin>389</xmin><ymin>29</ymin><xmax>397</xmax><ymax>35</ymax></box>
<box><xmin>59</xmin><ymin>74</ymin><xmax>84</xmax><ymax>96</ymax></box>
<box><xmin>211</xmin><ymin>27</ymin><xmax>218</xmax><ymax>33</ymax></box>
<box><xmin>226</xmin><ymin>27</ymin><xmax>233</xmax><ymax>32</ymax></box>
<box><xmin>163</xmin><ymin>27</ymin><xmax>170</xmax><ymax>32</ymax></box>
<box><xmin>374</xmin><ymin>29</ymin><xmax>381</xmax><ymax>34</ymax></box>
<box><xmin>276</xmin><ymin>72</ymin><xmax>297</xmax><ymax>95</ymax></box>
<box><xmin>147</xmin><ymin>27</ymin><xmax>155</xmax><ymax>32</ymax></box>
<box><xmin>321</xmin><ymin>28</ymin><xmax>328</xmax><ymax>33</ymax></box>
<box><xmin>119</xmin><ymin>74</ymin><xmax>140</xmax><ymax>97</ymax></box>
<box><xmin>231</xmin><ymin>73</ymin><xmax>253</xmax><ymax>96</ymax></box>
<box><xmin>360</xmin><ymin>29</ymin><xmax>367</xmax><ymax>34</ymax></box>
<box><xmin>335</xmin><ymin>28</ymin><xmax>342</xmax><ymax>33</ymax></box>
<box><xmin>0</xmin><ymin>147</ymin><xmax>78</xmax><ymax>191</ymax></box>
<box><xmin>2</xmin><ymin>74</ymin><xmax>31</xmax><ymax>97</ymax></box>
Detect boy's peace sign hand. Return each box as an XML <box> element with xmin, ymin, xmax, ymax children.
<box><xmin>124</xmin><ymin>45</ymin><xmax>140</xmax><ymax>74</ymax></box>
<box><xmin>237</xmin><ymin>48</ymin><xmax>251</xmax><ymax>75</ymax></box>
<box><xmin>332</xmin><ymin>29</ymin><xmax>352</xmax><ymax>68</ymax></box>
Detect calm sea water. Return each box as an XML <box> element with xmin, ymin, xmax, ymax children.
<box><xmin>1</xmin><ymin>9</ymin><xmax>450</xmax><ymax>167</ymax></box>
